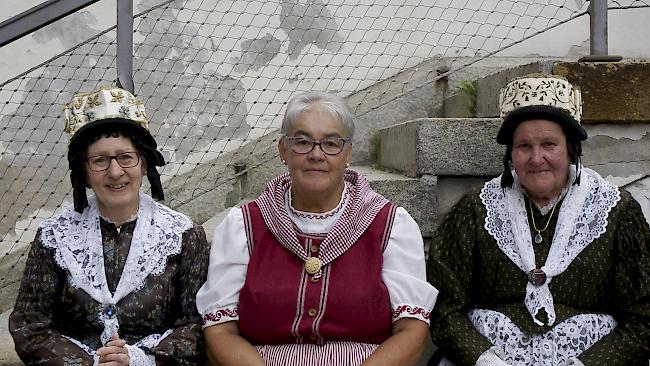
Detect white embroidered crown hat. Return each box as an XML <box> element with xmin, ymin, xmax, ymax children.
<box><xmin>63</xmin><ymin>86</ymin><xmax>157</xmax><ymax>148</ymax></box>
<box><xmin>496</xmin><ymin>74</ymin><xmax>587</xmax><ymax>145</ymax></box>
<box><xmin>63</xmin><ymin>86</ymin><xmax>166</xmax><ymax>212</ymax></box>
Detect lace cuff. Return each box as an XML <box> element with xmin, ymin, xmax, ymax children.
<box><xmin>475</xmin><ymin>347</ymin><xmax>509</xmax><ymax>366</ymax></box>
<box><xmin>125</xmin><ymin>345</ymin><xmax>156</xmax><ymax>366</ymax></box>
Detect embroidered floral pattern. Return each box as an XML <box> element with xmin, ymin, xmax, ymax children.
<box><xmin>203</xmin><ymin>307</ymin><xmax>240</xmax><ymax>324</ymax></box>
<box><xmin>392</xmin><ymin>304</ymin><xmax>431</xmax><ymax>320</ymax></box>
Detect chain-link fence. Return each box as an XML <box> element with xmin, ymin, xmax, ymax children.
<box><xmin>1</xmin><ymin>0</ymin><xmax>648</xmax><ymax>309</ymax></box>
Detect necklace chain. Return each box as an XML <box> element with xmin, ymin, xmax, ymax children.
<box><xmin>529</xmin><ymin>198</ymin><xmax>558</xmax><ymax>244</ymax></box>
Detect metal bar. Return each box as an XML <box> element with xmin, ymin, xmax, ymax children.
<box><xmin>0</xmin><ymin>0</ymin><xmax>99</xmax><ymax>48</ymax></box>
<box><xmin>116</xmin><ymin>0</ymin><xmax>134</xmax><ymax>93</ymax></box>
<box><xmin>589</xmin><ymin>0</ymin><xmax>608</xmax><ymax>56</ymax></box>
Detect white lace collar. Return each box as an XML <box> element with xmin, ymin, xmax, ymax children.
<box><xmin>285</xmin><ymin>182</ymin><xmax>350</xmax><ymax>235</ymax></box>
<box><xmin>39</xmin><ymin>192</ymin><xmax>192</xmax><ymax>344</ymax></box>
<box><xmin>480</xmin><ymin>165</ymin><xmax>620</xmax><ymax>326</ymax></box>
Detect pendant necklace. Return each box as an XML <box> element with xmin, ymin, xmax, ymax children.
<box><xmin>529</xmin><ymin>198</ymin><xmax>558</xmax><ymax>244</ymax></box>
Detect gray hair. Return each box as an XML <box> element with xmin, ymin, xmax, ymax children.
<box><xmin>281</xmin><ymin>91</ymin><xmax>354</xmax><ymax>138</ymax></box>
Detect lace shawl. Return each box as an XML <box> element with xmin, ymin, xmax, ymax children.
<box><xmin>39</xmin><ymin>192</ymin><xmax>193</xmax><ymax>345</ymax></box>
<box><xmin>254</xmin><ymin>169</ymin><xmax>389</xmax><ymax>265</ymax></box>
<box><xmin>480</xmin><ymin>166</ymin><xmax>620</xmax><ymax>326</ymax></box>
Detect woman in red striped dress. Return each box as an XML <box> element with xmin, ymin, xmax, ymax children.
<box><xmin>197</xmin><ymin>90</ymin><xmax>438</xmax><ymax>365</ymax></box>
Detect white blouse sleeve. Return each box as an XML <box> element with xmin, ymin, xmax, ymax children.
<box><xmin>196</xmin><ymin>207</ymin><xmax>250</xmax><ymax>328</ymax></box>
<box><xmin>382</xmin><ymin>207</ymin><xmax>439</xmax><ymax>325</ymax></box>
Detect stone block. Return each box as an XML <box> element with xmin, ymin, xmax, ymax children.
<box><xmin>436</xmin><ymin>176</ymin><xmax>495</xmax><ymax>222</ymax></box>
<box><xmin>553</xmin><ymin>60</ymin><xmax>650</xmax><ymax>124</ymax></box>
<box><xmin>442</xmin><ymin>91</ymin><xmax>475</xmax><ymax>118</ymax></box>
<box><xmin>0</xmin><ymin>247</ymin><xmax>28</xmax><ymax>314</ymax></box>
<box><xmin>356</xmin><ymin>166</ymin><xmax>438</xmax><ymax>238</ymax></box>
<box><xmin>379</xmin><ymin>118</ymin><xmax>504</xmax><ymax>177</ymax></box>
<box><xmin>475</xmin><ymin>61</ymin><xmax>554</xmax><ymax>117</ymax></box>
<box><xmin>582</xmin><ymin>124</ymin><xmax>650</xmax><ymax>179</ymax></box>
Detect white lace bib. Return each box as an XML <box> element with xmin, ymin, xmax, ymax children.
<box><xmin>40</xmin><ymin>192</ymin><xmax>192</xmax><ymax>345</ymax></box>
<box><xmin>480</xmin><ymin>166</ymin><xmax>620</xmax><ymax>325</ymax></box>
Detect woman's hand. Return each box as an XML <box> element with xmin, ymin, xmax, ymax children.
<box><xmin>96</xmin><ymin>334</ymin><xmax>130</xmax><ymax>366</ymax></box>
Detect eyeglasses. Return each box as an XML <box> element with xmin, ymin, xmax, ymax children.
<box><xmin>284</xmin><ymin>136</ymin><xmax>350</xmax><ymax>155</ymax></box>
<box><xmin>86</xmin><ymin>152</ymin><xmax>140</xmax><ymax>172</ymax></box>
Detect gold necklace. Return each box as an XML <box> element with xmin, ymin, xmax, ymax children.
<box><xmin>529</xmin><ymin>198</ymin><xmax>558</xmax><ymax>244</ymax></box>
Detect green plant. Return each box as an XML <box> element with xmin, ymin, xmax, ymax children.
<box><xmin>458</xmin><ymin>79</ymin><xmax>477</xmax><ymax>117</ymax></box>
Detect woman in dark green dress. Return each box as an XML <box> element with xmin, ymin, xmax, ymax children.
<box><xmin>9</xmin><ymin>87</ymin><xmax>209</xmax><ymax>365</ymax></box>
<box><xmin>428</xmin><ymin>75</ymin><xmax>650</xmax><ymax>366</ymax></box>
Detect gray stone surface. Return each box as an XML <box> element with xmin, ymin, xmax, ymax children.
<box><xmin>0</xmin><ymin>247</ymin><xmax>27</xmax><ymax>315</ymax></box>
<box><xmin>436</xmin><ymin>176</ymin><xmax>494</xmax><ymax>223</ymax></box>
<box><xmin>379</xmin><ymin>118</ymin><xmax>504</xmax><ymax>177</ymax></box>
<box><xmin>442</xmin><ymin>91</ymin><xmax>475</xmax><ymax>118</ymax></box>
<box><xmin>356</xmin><ymin>167</ymin><xmax>438</xmax><ymax>238</ymax></box>
<box><xmin>0</xmin><ymin>308</ymin><xmax>22</xmax><ymax>366</ymax></box>
<box><xmin>554</xmin><ymin>61</ymin><xmax>650</xmax><ymax>124</ymax></box>
<box><xmin>582</xmin><ymin>124</ymin><xmax>650</xmax><ymax>180</ymax></box>
<box><xmin>475</xmin><ymin>61</ymin><xmax>554</xmax><ymax>117</ymax></box>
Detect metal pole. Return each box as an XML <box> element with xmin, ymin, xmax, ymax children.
<box><xmin>116</xmin><ymin>0</ymin><xmax>134</xmax><ymax>93</ymax></box>
<box><xmin>589</xmin><ymin>0</ymin><xmax>608</xmax><ymax>56</ymax></box>
<box><xmin>580</xmin><ymin>0</ymin><xmax>622</xmax><ymax>62</ymax></box>
<box><xmin>0</xmin><ymin>0</ymin><xmax>99</xmax><ymax>48</ymax></box>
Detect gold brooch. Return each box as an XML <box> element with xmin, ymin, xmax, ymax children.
<box><xmin>304</xmin><ymin>257</ymin><xmax>322</xmax><ymax>275</ymax></box>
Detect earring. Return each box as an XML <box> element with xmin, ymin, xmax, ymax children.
<box><xmin>282</xmin><ymin>160</ymin><xmax>286</xmax><ymax>165</ymax></box>
<box><xmin>346</xmin><ymin>162</ymin><xmax>350</xmax><ymax>167</ymax></box>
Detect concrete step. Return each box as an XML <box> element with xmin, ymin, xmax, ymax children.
<box><xmin>379</xmin><ymin>117</ymin><xmax>504</xmax><ymax>178</ymax></box>
<box><xmin>355</xmin><ymin>165</ymin><xmax>437</xmax><ymax>239</ymax></box>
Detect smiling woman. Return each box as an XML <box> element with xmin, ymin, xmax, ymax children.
<box><xmin>9</xmin><ymin>87</ymin><xmax>209</xmax><ymax>365</ymax></box>
<box><xmin>197</xmin><ymin>90</ymin><xmax>438</xmax><ymax>366</ymax></box>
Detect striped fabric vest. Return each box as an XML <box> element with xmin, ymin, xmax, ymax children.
<box><xmin>238</xmin><ymin>201</ymin><xmax>396</xmax><ymax>345</ymax></box>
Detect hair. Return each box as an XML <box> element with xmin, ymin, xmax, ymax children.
<box><xmin>281</xmin><ymin>91</ymin><xmax>354</xmax><ymax>139</ymax></box>
<box><xmin>69</xmin><ymin>126</ymin><xmax>164</xmax><ymax>212</ymax></box>
<box><xmin>500</xmin><ymin>123</ymin><xmax>583</xmax><ymax>188</ymax></box>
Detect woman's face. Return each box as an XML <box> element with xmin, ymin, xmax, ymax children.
<box><xmin>85</xmin><ymin>134</ymin><xmax>143</xmax><ymax>219</ymax></box>
<box><xmin>279</xmin><ymin>106</ymin><xmax>352</xmax><ymax>210</ymax></box>
<box><xmin>511</xmin><ymin>119</ymin><xmax>571</xmax><ymax>205</ymax></box>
